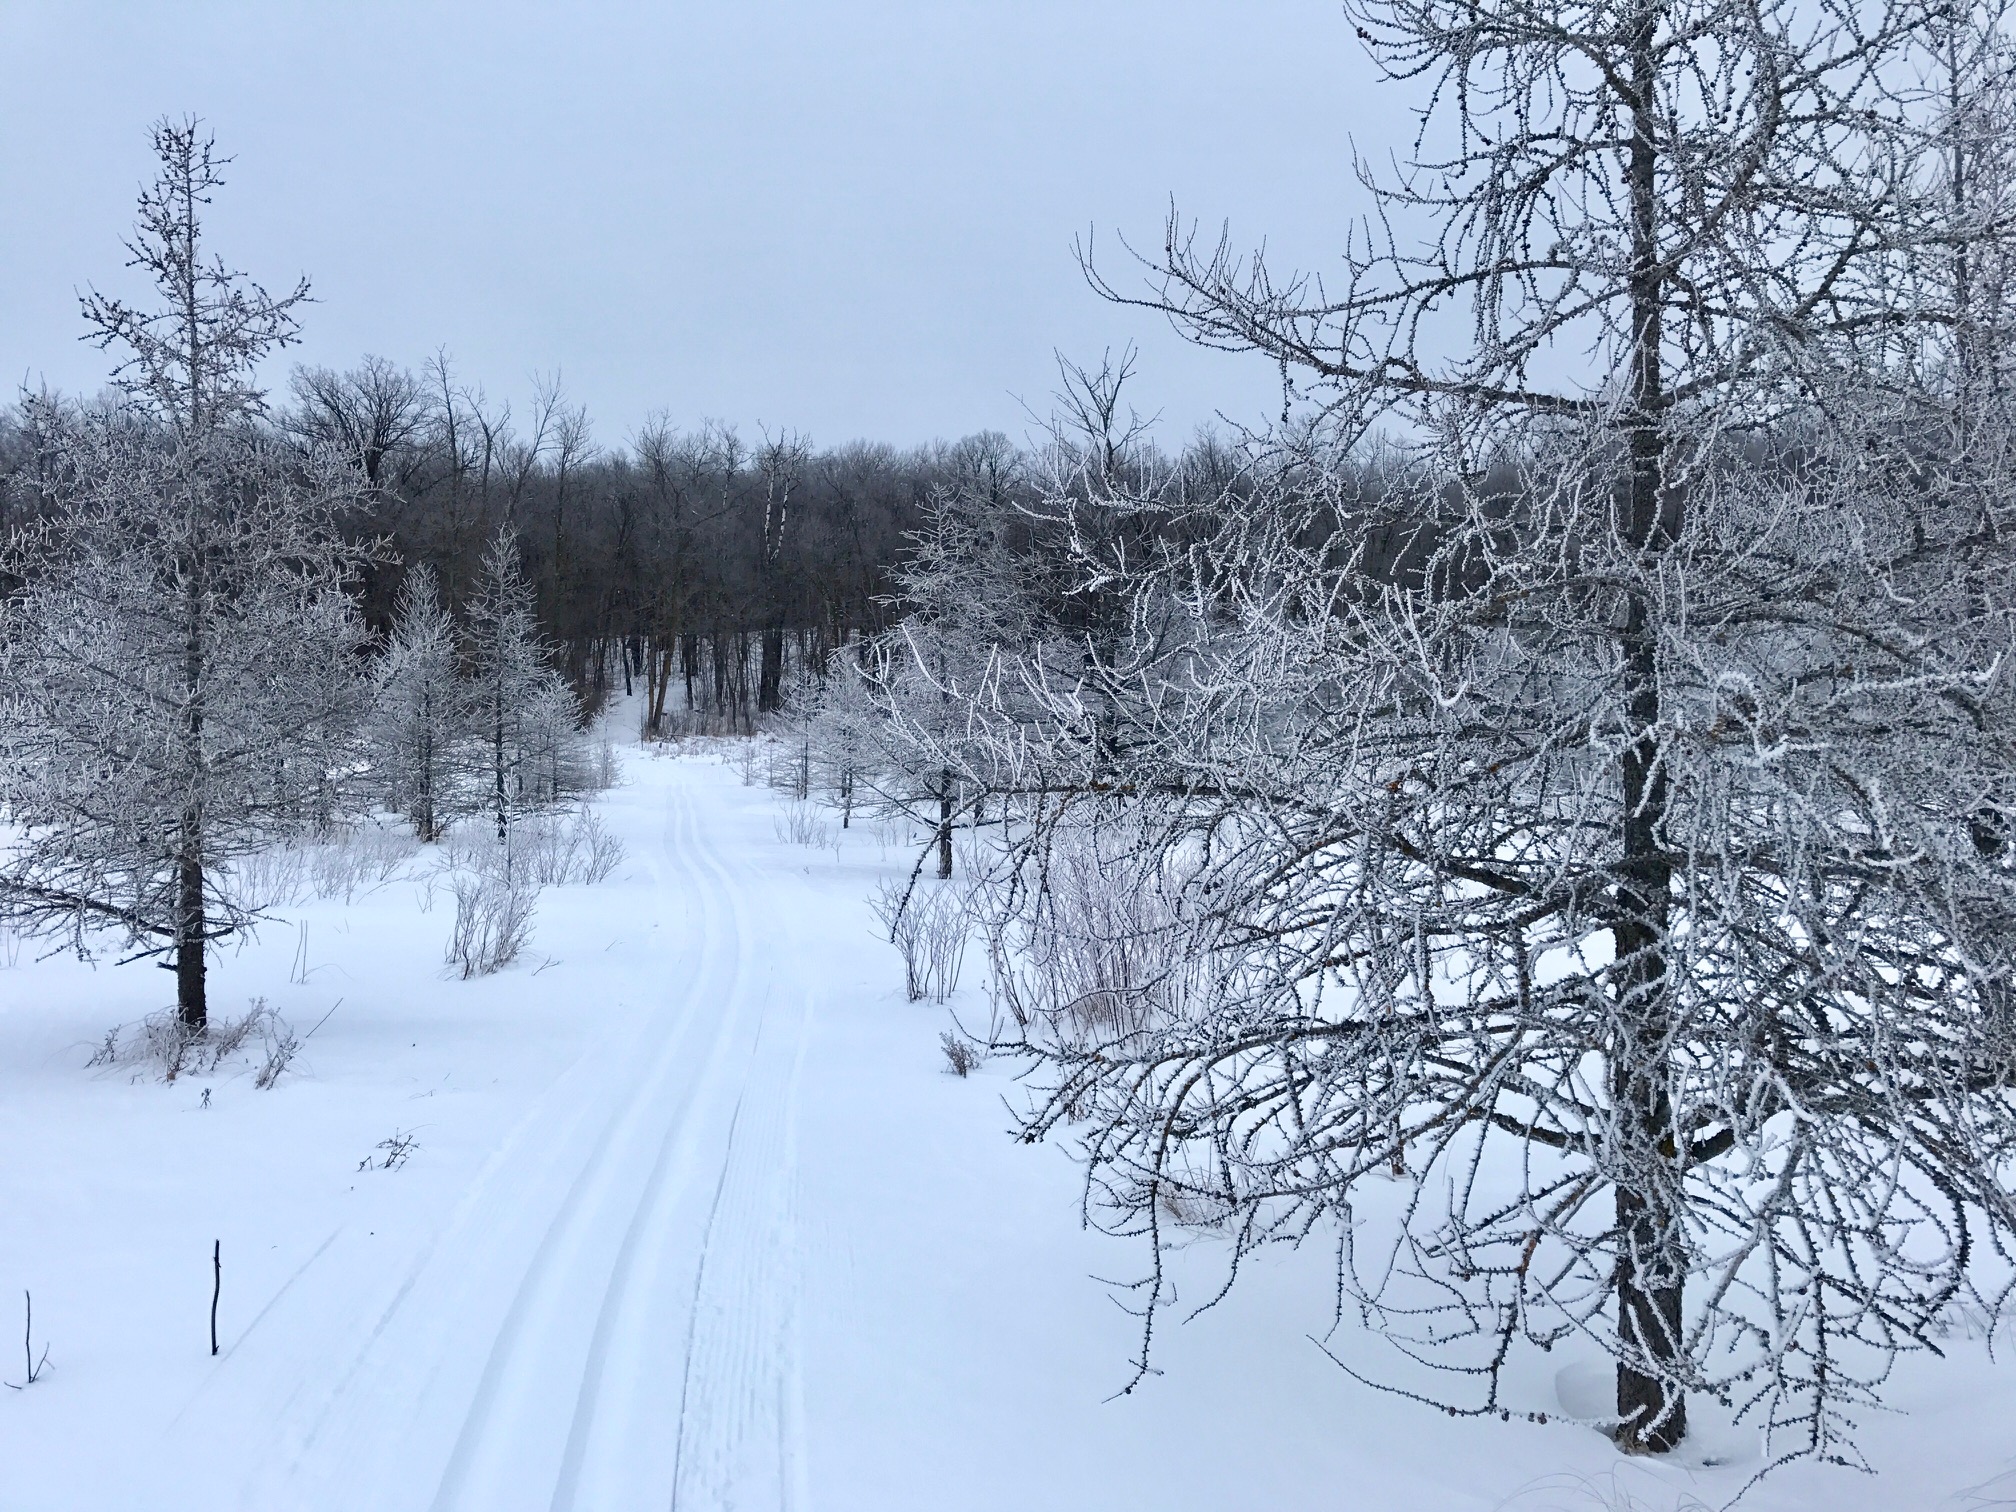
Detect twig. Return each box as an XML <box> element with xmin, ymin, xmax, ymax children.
<box><xmin>6</xmin><ymin>1290</ymin><xmax>50</xmax><ymax>1388</ymax></box>
<box><xmin>300</xmin><ymin>997</ymin><xmax>344</xmax><ymax>1043</ymax></box>
<box><xmin>210</xmin><ymin>1241</ymin><xmax>221</xmax><ymax>1357</ymax></box>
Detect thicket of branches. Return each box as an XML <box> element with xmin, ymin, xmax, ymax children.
<box><xmin>796</xmin><ymin>0</ymin><xmax>2016</xmax><ymax>1480</ymax></box>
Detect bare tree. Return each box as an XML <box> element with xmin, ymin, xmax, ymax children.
<box><xmin>890</xmin><ymin>0</ymin><xmax>2016</xmax><ymax>1468</ymax></box>
<box><xmin>288</xmin><ymin>355</ymin><xmax>427</xmax><ymax>490</ymax></box>
<box><xmin>755</xmin><ymin>428</ymin><xmax>809</xmax><ymax>714</ymax></box>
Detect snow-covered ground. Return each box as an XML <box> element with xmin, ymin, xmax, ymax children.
<box><xmin>3</xmin><ymin>731</ymin><xmax>2014</xmax><ymax>1512</ymax></box>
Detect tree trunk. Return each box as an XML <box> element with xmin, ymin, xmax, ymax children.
<box><xmin>494</xmin><ymin>690</ymin><xmax>510</xmax><ymax>843</ymax></box>
<box><xmin>178</xmin><ymin>544</ymin><xmax>208</xmax><ymax>1032</ymax></box>
<box><xmin>937</xmin><ymin>776</ymin><xmax>954</xmax><ymax>880</ymax></box>
<box><xmin>1614</xmin><ymin>1164</ymin><xmax>1686</xmax><ymax>1451</ymax></box>
<box><xmin>416</xmin><ymin>688</ymin><xmax>438</xmax><ymax>842</ymax></box>
<box><xmin>1611</xmin><ymin>5</ymin><xmax>1684</xmax><ymax>1452</ymax></box>
<box><xmin>175</xmin><ymin>839</ymin><xmax>207</xmax><ymax>1032</ymax></box>
<box><xmin>759</xmin><ymin>624</ymin><xmax>785</xmax><ymax>712</ymax></box>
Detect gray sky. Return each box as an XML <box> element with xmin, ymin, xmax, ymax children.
<box><xmin>2</xmin><ymin>2</ymin><xmax>1388</xmax><ymax>452</ymax></box>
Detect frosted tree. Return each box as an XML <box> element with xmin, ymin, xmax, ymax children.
<box><xmin>920</xmin><ymin>0</ymin><xmax>2016</xmax><ymax>1469</ymax></box>
<box><xmin>800</xmin><ymin>657</ymin><xmax>880</xmax><ymax>829</ymax></box>
<box><xmin>370</xmin><ymin>563</ymin><xmax>464</xmax><ymax>841</ymax></box>
<box><xmin>849</xmin><ymin>457</ymin><xmax>1048</xmax><ymax>878</ymax></box>
<box><xmin>0</xmin><ymin>118</ymin><xmax>369</xmax><ymax>1031</ymax></box>
<box><xmin>845</xmin><ymin>407</ymin><xmax>1165</xmax><ymax>881</ymax></box>
<box><xmin>519</xmin><ymin>678</ymin><xmax>592</xmax><ymax>811</ymax></box>
<box><xmin>464</xmin><ymin>525</ymin><xmax>575</xmax><ymax>844</ymax></box>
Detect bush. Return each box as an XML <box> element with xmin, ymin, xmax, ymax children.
<box><xmin>306</xmin><ymin>824</ymin><xmax>421</xmax><ymax>903</ymax></box>
<box><xmin>507</xmin><ymin>808</ymin><xmax>626</xmax><ymax>886</ymax></box>
<box><xmin>591</xmin><ymin>734</ymin><xmax>620</xmax><ymax>790</ymax></box>
<box><xmin>978</xmin><ymin>816</ymin><xmax>1202</xmax><ymax>1042</ymax></box>
<box><xmin>774</xmin><ymin>800</ymin><xmax>833</xmax><ymax>850</ymax></box>
<box><xmin>940</xmin><ymin>1030</ymin><xmax>982</xmax><ymax>1077</ymax></box>
<box><xmin>446</xmin><ymin>867</ymin><xmax>536</xmax><ymax>978</ymax></box>
<box><xmin>88</xmin><ymin>998</ymin><xmax>298</xmax><ymax>1086</ymax></box>
<box><xmin>871</xmin><ymin>878</ymin><xmax>970</xmax><ymax>1002</ymax></box>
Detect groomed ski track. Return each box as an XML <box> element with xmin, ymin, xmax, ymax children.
<box><xmin>216</xmin><ymin>761</ymin><xmax>809</xmax><ymax>1512</ymax></box>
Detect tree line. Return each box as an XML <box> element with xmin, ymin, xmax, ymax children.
<box><xmin>282</xmin><ymin>357</ymin><xmax>1034</xmax><ymax>731</ymax></box>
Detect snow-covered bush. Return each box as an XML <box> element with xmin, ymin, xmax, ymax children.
<box><xmin>89</xmin><ymin>998</ymin><xmax>298</xmax><ymax>1085</ymax></box>
<box><xmin>975</xmin><ymin>815</ymin><xmax>1202</xmax><ymax>1042</ymax></box>
<box><xmin>306</xmin><ymin>824</ymin><xmax>421</xmax><ymax>903</ymax></box>
<box><xmin>509</xmin><ymin>808</ymin><xmax>625</xmax><ymax>887</ymax></box>
<box><xmin>774</xmin><ymin>800</ymin><xmax>832</xmax><ymax>850</ymax></box>
<box><xmin>939</xmin><ymin>1030</ymin><xmax>982</xmax><ymax>1077</ymax></box>
<box><xmin>591</xmin><ymin>735</ymin><xmax>620</xmax><ymax>791</ymax></box>
<box><xmin>252</xmin><ymin>1013</ymin><xmax>300</xmax><ymax>1090</ymax></box>
<box><xmin>445</xmin><ymin>866</ymin><xmax>536</xmax><ymax>979</ymax></box>
<box><xmin>228</xmin><ymin>844</ymin><xmax>309</xmax><ymax>912</ymax></box>
<box><xmin>871</xmin><ymin>878</ymin><xmax>969</xmax><ymax>1003</ymax></box>
<box><xmin>435</xmin><ymin>794</ymin><xmax>622</xmax><ymax>976</ymax></box>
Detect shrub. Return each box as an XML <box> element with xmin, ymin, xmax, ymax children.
<box><xmin>872</xmin><ymin>878</ymin><xmax>970</xmax><ymax>1002</ymax></box>
<box><xmin>446</xmin><ymin>868</ymin><xmax>536</xmax><ymax>978</ymax></box>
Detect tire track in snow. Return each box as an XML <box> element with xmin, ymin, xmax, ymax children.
<box><xmin>540</xmin><ymin>791</ymin><xmax>797</xmax><ymax>1511</ymax></box>
<box><xmin>233</xmin><ymin>759</ymin><xmax>813</xmax><ymax>1512</ymax></box>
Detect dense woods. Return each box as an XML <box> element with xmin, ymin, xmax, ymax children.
<box><xmin>284</xmin><ymin>361</ymin><xmax>1012</xmax><ymax>732</ymax></box>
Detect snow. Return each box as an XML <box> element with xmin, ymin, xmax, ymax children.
<box><xmin>2</xmin><ymin>728</ymin><xmax>2013</xmax><ymax>1511</ymax></box>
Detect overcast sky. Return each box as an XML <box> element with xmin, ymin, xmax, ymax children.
<box><xmin>2</xmin><ymin>2</ymin><xmax>1390</xmax><ymax>453</ymax></box>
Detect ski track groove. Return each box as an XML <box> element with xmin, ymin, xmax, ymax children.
<box><xmin>227</xmin><ymin>763</ymin><xmax>811</xmax><ymax>1512</ymax></box>
<box><xmin>669</xmin><ymin>987</ymin><xmax>811</xmax><ymax>1512</ymax></box>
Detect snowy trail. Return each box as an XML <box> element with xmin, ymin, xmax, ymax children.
<box><xmin>11</xmin><ymin>745</ymin><xmax>2012</xmax><ymax>1512</ymax></box>
<box><xmin>230</xmin><ymin>763</ymin><xmax>807</xmax><ymax>1512</ymax></box>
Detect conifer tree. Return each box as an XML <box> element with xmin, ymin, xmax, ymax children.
<box><xmin>370</xmin><ymin>563</ymin><xmax>463</xmax><ymax>841</ymax></box>
<box><xmin>0</xmin><ymin>118</ymin><xmax>368</xmax><ymax>1030</ymax></box>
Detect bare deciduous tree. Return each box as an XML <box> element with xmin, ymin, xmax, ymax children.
<box><xmin>881</xmin><ymin>0</ymin><xmax>2016</xmax><ymax>1469</ymax></box>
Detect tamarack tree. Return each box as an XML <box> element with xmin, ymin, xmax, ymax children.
<box><xmin>463</xmin><ymin>525</ymin><xmax>579</xmax><ymax>846</ymax></box>
<box><xmin>0</xmin><ymin>118</ymin><xmax>369</xmax><ymax>1031</ymax></box>
<box><xmin>873</xmin><ymin>0</ymin><xmax>2016</xmax><ymax>1472</ymax></box>
<box><xmin>370</xmin><ymin>563</ymin><xmax>463</xmax><ymax>842</ymax></box>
